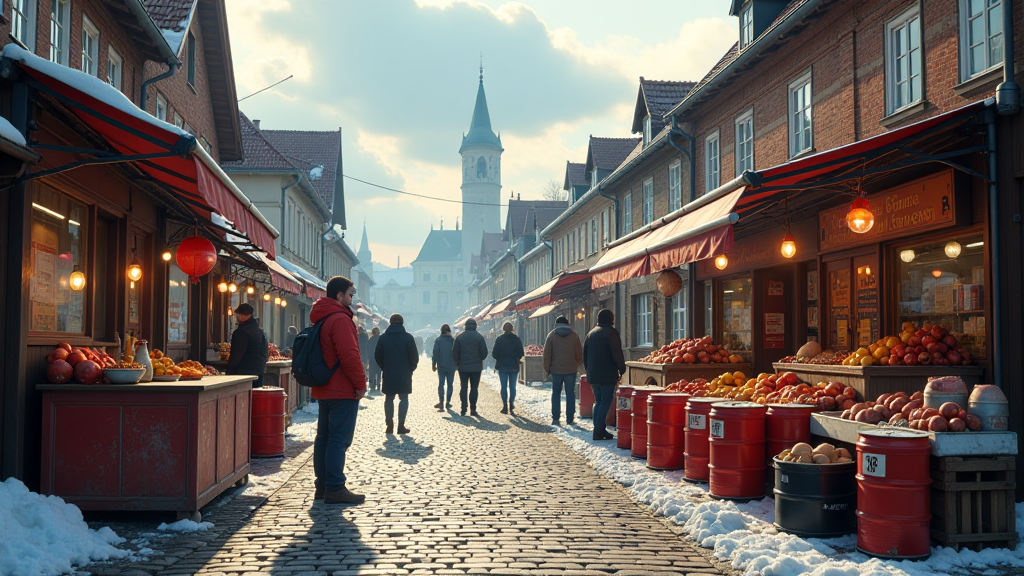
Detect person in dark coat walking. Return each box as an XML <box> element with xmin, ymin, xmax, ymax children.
<box><xmin>452</xmin><ymin>318</ymin><xmax>488</xmax><ymax>416</ymax></box>
<box><xmin>583</xmin><ymin>309</ymin><xmax>627</xmax><ymax>440</ymax></box>
<box><xmin>366</xmin><ymin>327</ymin><xmax>382</xmax><ymax>393</ymax></box>
<box><xmin>431</xmin><ymin>324</ymin><xmax>456</xmax><ymax>411</ymax></box>
<box><xmin>226</xmin><ymin>303</ymin><xmax>269</xmax><ymax>387</ymax></box>
<box><xmin>374</xmin><ymin>314</ymin><xmax>418</xmax><ymax>434</ymax></box>
<box><xmin>284</xmin><ymin>325</ymin><xmax>298</xmax><ymax>352</ymax></box>
<box><xmin>492</xmin><ymin>322</ymin><xmax>525</xmax><ymax>414</ymax></box>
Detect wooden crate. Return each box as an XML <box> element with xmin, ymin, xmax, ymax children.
<box><xmin>625</xmin><ymin>361</ymin><xmax>752</xmax><ymax>387</ymax></box>
<box><xmin>772</xmin><ymin>363</ymin><xmax>984</xmax><ymax>402</ymax></box>
<box><xmin>930</xmin><ymin>455</ymin><xmax>1017</xmax><ymax>551</ymax></box>
<box><xmin>519</xmin><ymin>356</ymin><xmax>547</xmax><ymax>384</ymax></box>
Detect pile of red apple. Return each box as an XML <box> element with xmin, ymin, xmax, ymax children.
<box><xmin>889</xmin><ymin>322</ymin><xmax>972</xmax><ymax>366</ymax></box>
<box><xmin>640</xmin><ymin>336</ymin><xmax>743</xmax><ymax>365</ymax></box>
<box><xmin>838</xmin><ymin>390</ymin><xmax>981</xmax><ymax>432</ymax></box>
<box><xmin>45</xmin><ymin>343</ymin><xmax>113</xmax><ymax>385</ymax></box>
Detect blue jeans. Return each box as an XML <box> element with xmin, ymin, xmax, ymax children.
<box><xmin>384</xmin><ymin>393</ymin><xmax>409</xmax><ymax>426</ymax></box>
<box><xmin>498</xmin><ymin>370</ymin><xmax>518</xmax><ymax>409</ymax></box>
<box><xmin>437</xmin><ymin>368</ymin><xmax>455</xmax><ymax>405</ymax></box>
<box><xmin>551</xmin><ymin>373</ymin><xmax>576</xmax><ymax>421</ymax></box>
<box><xmin>313</xmin><ymin>399</ymin><xmax>359</xmax><ymax>490</ymax></box>
<box><xmin>591</xmin><ymin>381</ymin><xmax>616</xmax><ymax>434</ymax></box>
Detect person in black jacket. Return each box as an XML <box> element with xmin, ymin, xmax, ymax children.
<box><xmin>226</xmin><ymin>303</ymin><xmax>269</xmax><ymax>388</ymax></box>
<box><xmin>366</xmin><ymin>327</ymin><xmax>382</xmax><ymax>393</ymax></box>
<box><xmin>582</xmin><ymin>309</ymin><xmax>627</xmax><ymax>440</ymax></box>
<box><xmin>374</xmin><ymin>314</ymin><xmax>418</xmax><ymax>434</ymax></box>
<box><xmin>431</xmin><ymin>325</ymin><xmax>456</xmax><ymax>411</ymax></box>
<box><xmin>452</xmin><ymin>318</ymin><xmax>488</xmax><ymax>416</ymax></box>
<box><xmin>491</xmin><ymin>322</ymin><xmax>525</xmax><ymax>414</ymax></box>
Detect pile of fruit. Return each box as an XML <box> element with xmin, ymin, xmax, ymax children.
<box><xmin>836</xmin><ymin>390</ymin><xmax>982</xmax><ymax>432</ymax></box>
<box><xmin>45</xmin><ymin>343</ymin><xmax>113</xmax><ymax>385</ymax></box>
<box><xmin>777</xmin><ymin>442</ymin><xmax>853</xmax><ymax>464</ymax></box>
<box><xmin>524</xmin><ymin>345</ymin><xmax>543</xmax><ymax>357</ymax></box>
<box><xmin>177</xmin><ymin>360</ymin><xmax>206</xmax><ymax>380</ymax></box>
<box><xmin>216</xmin><ymin>342</ymin><xmax>230</xmax><ymax>361</ymax></box>
<box><xmin>639</xmin><ymin>336</ymin><xmax>744</xmax><ymax>364</ymax></box>
<box><xmin>148</xmin><ymin>349</ymin><xmax>182</xmax><ymax>377</ymax></box>
<box><xmin>665</xmin><ymin>372</ymin><xmax>862</xmax><ymax>408</ymax></box>
<box><xmin>842</xmin><ymin>322</ymin><xmax>971</xmax><ymax>367</ymax></box>
<box><xmin>268</xmin><ymin>343</ymin><xmax>287</xmax><ymax>361</ymax></box>
<box><xmin>778</xmin><ymin>350</ymin><xmax>851</xmax><ymax>365</ymax></box>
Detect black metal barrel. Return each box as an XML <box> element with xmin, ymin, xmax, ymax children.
<box><xmin>773</xmin><ymin>457</ymin><xmax>856</xmax><ymax>538</ymax></box>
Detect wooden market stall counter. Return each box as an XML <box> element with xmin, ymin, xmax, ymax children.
<box><xmin>773</xmin><ymin>362</ymin><xmax>984</xmax><ymax>401</ymax></box>
<box><xmin>625</xmin><ymin>361</ymin><xmax>753</xmax><ymax>387</ymax></box>
<box><xmin>38</xmin><ymin>375</ymin><xmax>255</xmax><ymax>520</ymax></box>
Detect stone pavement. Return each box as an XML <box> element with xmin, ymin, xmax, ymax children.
<box><xmin>87</xmin><ymin>368</ymin><xmax>736</xmax><ymax>576</ymax></box>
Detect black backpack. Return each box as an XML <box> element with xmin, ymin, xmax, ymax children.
<box><xmin>291</xmin><ymin>313</ymin><xmax>340</xmax><ymax>387</ymax></box>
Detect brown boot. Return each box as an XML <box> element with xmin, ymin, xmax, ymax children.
<box><xmin>324</xmin><ymin>485</ymin><xmax>365</xmax><ymax>505</ymax></box>
<box><xmin>385</xmin><ymin>423</ymin><xmax>393</xmax><ymax>434</ymax></box>
<box><xmin>314</xmin><ymin>486</ymin><xmax>324</xmax><ymax>500</ymax></box>
<box><xmin>397</xmin><ymin>425</ymin><xmax>410</xmax><ymax>434</ymax></box>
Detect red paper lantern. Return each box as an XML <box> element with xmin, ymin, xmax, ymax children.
<box><xmin>175</xmin><ymin>235</ymin><xmax>217</xmax><ymax>284</ymax></box>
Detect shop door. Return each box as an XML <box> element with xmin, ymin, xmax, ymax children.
<box><xmin>754</xmin><ymin>267</ymin><xmax>793</xmax><ymax>374</ymax></box>
<box><xmin>824</xmin><ymin>253</ymin><xmax>879</xmax><ymax>352</ymax></box>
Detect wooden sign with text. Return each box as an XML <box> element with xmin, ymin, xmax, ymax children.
<box><xmin>819</xmin><ymin>169</ymin><xmax>956</xmax><ymax>253</ymax></box>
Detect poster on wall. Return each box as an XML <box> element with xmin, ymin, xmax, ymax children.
<box><xmin>856</xmin><ymin>267</ymin><xmax>878</xmax><ymax>347</ymax></box>
<box><xmin>808</xmin><ymin>306</ymin><xmax>818</xmax><ymax>328</ymax></box>
<box><xmin>807</xmin><ymin>271</ymin><xmax>818</xmax><ymax>301</ymax></box>
<box><xmin>768</xmin><ymin>281</ymin><xmax>784</xmax><ymax>296</ymax></box>
<box><xmin>764</xmin><ymin>312</ymin><xmax>785</xmax><ymax>348</ymax></box>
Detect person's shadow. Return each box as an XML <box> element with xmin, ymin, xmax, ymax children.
<box><xmin>507</xmin><ymin>413</ymin><xmax>553</xmax><ymax>433</ymax></box>
<box><xmin>374</xmin><ymin>434</ymin><xmax>434</xmax><ymax>464</ymax></box>
<box><xmin>442</xmin><ymin>410</ymin><xmax>511</xmax><ymax>432</ymax></box>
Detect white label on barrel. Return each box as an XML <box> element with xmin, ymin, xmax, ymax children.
<box><xmin>648</xmin><ymin>404</ymin><xmax>654</xmax><ymax>419</ymax></box>
<box><xmin>617</xmin><ymin>397</ymin><xmax>632</xmax><ymax>411</ymax></box>
<box><xmin>862</xmin><ymin>453</ymin><xmax>886</xmax><ymax>477</ymax></box>
<box><xmin>710</xmin><ymin>419</ymin><xmax>724</xmax><ymax>438</ymax></box>
<box><xmin>688</xmin><ymin>414</ymin><xmax>706</xmax><ymax>430</ymax></box>
<box><xmin>781</xmin><ymin>474</ymin><xmax>789</xmax><ymax>484</ymax></box>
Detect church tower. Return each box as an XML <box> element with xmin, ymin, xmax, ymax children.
<box><xmin>356</xmin><ymin>222</ymin><xmax>373</xmax><ymax>282</ymax></box>
<box><xmin>460</xmin><ymin>65</ymin><xmax>503</xmax><ymax>272</ymax></box>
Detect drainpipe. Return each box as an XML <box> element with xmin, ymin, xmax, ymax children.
<box><xmin>986</xmin><ymin>110</ymin><xmax>1004</xmax><ymax>389</ymax></box>
<box><xmin>139</xmin><ymin>62</ymin><xmax>179</xmax><ymax>111</ymax></box>
<box><xmin>995</xmin><ymin>0</ymin><xmax>1020</xmax><ymax>115</ymax></box>
<box><xmin>669</xmin><ymin>117</ymin><xmax>698</xmax><ymax>337</ymax></box>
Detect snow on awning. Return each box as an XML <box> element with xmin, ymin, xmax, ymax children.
<box><xmin>251</xmin><ymin>251</ymin><xmax>303</xmax><ymax>294</ymax></box>
<box><xmin>473</xmin><ymin>302</ymin><xmax>496</xmax><ymax>321</ymax></box>
<box><xmin>515</xmin><ymin>272</ymin><xmax>592</xmax><ymax>311</ymax></box>
<box><xmin>275</xmin><ymin>255</ymin><xmax>327</xmax><ymax>298</ymax></box>
<box><xmin>1</xmin><ymin>44</ymin><xmax>279</xmax><ymax>257</ymax></box>
<box><xmin>528</xmin><ymin>303</ymin><xmax>558</xmax><ymax>319</ymax></box>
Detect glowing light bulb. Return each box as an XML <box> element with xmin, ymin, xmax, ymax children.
<box><xmin>228</xmin><ymin>282</ymin><xmax>238</xmax><ymax>293</ymax></box>
<box><xmin>780</xmin><ymin>233</ymin><xmax>796</xmax><ymax>259</ymax></box>
<box><xmin>846</xmin><ymin>197</ymin><xmax>875</xmax><ymax>234</ymax></box>
<box><xmin>263</xmin><ymin>293</ymin><xmax>271</xmax><ymax>302</ymax></box>
<box><xmin>932</xmin><ymin>270</ymin><xmax>942</xmax><ymax>278</ymax></box>
<box><xmin>280</xmin><ymin>298</ymin><xmax>287</xmax><ymax>307</ymax></box>
<box><xmin>900</xmin><ymin>250</ymin><xmax>916</xmax><ymax>263</ymax></box>
<box><xmin>227</xmin><ymin>307</ymin><xmax>233</xmax><ymax>316</ymax></box>
<box><xmin>944</xmin><ymin>241</ymin><xmax>962</xmax><ymax>259</ymax></box>
<box><xmin>217</xmin><ymin>281</ymin><xmax>228</xmax><ymax>293</ymax></box>
<box><xmin>246</xmin><ymin>285</ymin><xmax>255</xmax><ymax>295</ymax></box>
<box><xmin>69</xmin><ymin>266</ymin><xmax>86</xmax><ymax>291</ymax></box>
<box><xmin>274</xmin><ymin>296</ymin><xmax>281</xmax><ymax>305</ymax></box>
<box><xmin>714</xmin><ymin>254</ymin><xmax>728</xmax><ymax>270</ymax></box>
<box><xmin>127</xmin><ymin>261</ymin><xmax>142</xmax><ymax>282</ymax></box>
<box><xmin>161</xmin><ymin>250</ymin><xmax>172</xmax><ymax>262</ymax></box>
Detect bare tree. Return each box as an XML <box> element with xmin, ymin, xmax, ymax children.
<box><xmin>541</xmin><ymin>179</ymin><xmax>568</xmax><ymax>201</ymax></box>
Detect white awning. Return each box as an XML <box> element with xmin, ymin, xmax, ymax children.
<box><xmin>528</xmin><ymin>303</ymin><xmax>558</xmax><ymax>319</ymax></box>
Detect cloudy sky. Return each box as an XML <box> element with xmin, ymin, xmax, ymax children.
<box><xmin>225</xmin><ymin>0</ymin><xmax>737</xmax><ymax>268</ymax></box>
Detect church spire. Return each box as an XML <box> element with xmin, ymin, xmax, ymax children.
<box><xmin>358</xmin><ymin>221</ymin><xmax>370</xmax><ymax>254</ymax></box>
<box><xmin>460</xmin><ymin>65</ymin><xmax>502</xmax><ymax>153</ymax></box>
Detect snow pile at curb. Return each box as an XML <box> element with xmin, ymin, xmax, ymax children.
<box><xmin>485</xmin><ymin>373</ymin><xmax>1024</xmax><ymax>576</ymax></box>
<box><xmin>0</xmin><ymin>477</ymin><xmax>128</xmax><ymax>576</ymax></box>
<box><xmin>157</xmin><ymin>519</ymin><xmax>214</xmax><ymax>532</ymax></box>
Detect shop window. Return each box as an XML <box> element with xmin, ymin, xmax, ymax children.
<box><xmin>168</xmin><ymin>262</ymin><xmax>190</xmax><ymax>342</ymax></box>
<box><xmin>959</xmin><ymin>0</ymin><xmax>1002</xmax><ymax>81</ymax></box>
<box><xmin>788</xmin><ymin>70</ymin><xmax>813</xmax><ymax>157</ymax></box>
<box><xmin>668</xmin><ymin>160</ymin><xmax>682</xmax><ymax>212</ymax></box>
<box><xmin>895</xmin><ymin>234</ymin><xmax>986</xmax><ymax>358</ymax></box>
<box><xmin>671</xmin><ymin>286</ymin><xmax>689</xmax><ymax>341</ymax></box>
<box><xmin>721</xmin><ymin>277</ymin><xmax>752</xmax><ymax>361</ymax></box>
<box><xmin>622</xmin><ymin>192</ymin><xmax>633</xmax><ymax>234</ymax></box>
<box><xmin>81</xmin><ymin>15</ymin><xmax>99</xmax><ymax>76</ymax></box>
<box><xmin>886</xmin><ymin>6</ymin><xmax>922</xmax><ymax>114</ymax></box>
<box><xmin>634</xmin><ymin>294</ymin><xmax>653</xmax><ymax>347</ymax></box>
<box><xmin>29</xmin><ymin>187</ymin><xmax>87</xmax><ymax>334</ymax></box>
<box><xmin>12</xmin><ymin>0</ymin><xmax>37</xmax><ymax>51</ymax></box>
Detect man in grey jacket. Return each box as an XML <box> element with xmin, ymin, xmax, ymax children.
<box><xmin>452</xmin><ymin>318</ymin><xmax>488</xmax><ymax>416</ymax></box>
<box><xmin>431</xmin><ymin>324</ymin><xmax>456</xmax><ymax>411</ymax></box>
<box><xmin>542</xmin><ymin>316</ymin><xmax>583</xmax><ymax>425</ymax></box>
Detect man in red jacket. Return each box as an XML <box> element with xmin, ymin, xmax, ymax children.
<box><xmin>311</xmin><ymin>276</ymin><xmax>366</xmax><ymax>505</ymax></box>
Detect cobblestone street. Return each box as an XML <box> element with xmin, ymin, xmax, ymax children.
<box><xmin>88</xmin><ymin>368</ymin><xmax>734</xmax><ymax>576</ymax></box>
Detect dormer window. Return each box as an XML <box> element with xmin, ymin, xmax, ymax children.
<box><xmin>740</xmin><ymin>5</ymin><xmax>754</xmax><ymax>48</ymax></box>
<box><xmin>591</xmin><ymin>170</ymin><xmax>598</xmax><ymax>189</ymax></box>
<box><xmin>643</xmin><ymin>115</ymin><xmax>652</xmax><ymax>147</ymax></box>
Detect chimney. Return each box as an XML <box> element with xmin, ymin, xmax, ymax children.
<box><xmin>253</xmin><ymin>119</ymin><xmax>261</xmax><ymax>130</ymax></box>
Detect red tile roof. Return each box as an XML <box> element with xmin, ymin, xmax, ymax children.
<box><xmin>260</xmin><ymin>128</ymin><xmax>342</xmax><ymax>210</ymax></box>
<box><xmin>222</xmin><ymin>112</ymin><xmax>296</xmax><ymax>171</ymax></box>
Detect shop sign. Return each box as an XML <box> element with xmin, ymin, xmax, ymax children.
<box><xmin>697</xmin><ymin>218</ymin><xmax>816</xmax><ymax>278</ymax></box>
<box><xmin>819</xmin><ymin>170</ymin><xmax>956</xmax><ymax>252</ymax></box>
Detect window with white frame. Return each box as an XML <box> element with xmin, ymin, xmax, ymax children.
<box><xmin>155</xmin><ymin>93</ymin><xmax>167</xmax><ymax>121</ymax></box>
<box><xmin>622</xmin><ymin>192</ymin><xmax>633</xmax><ymax>235</ymax></box>
<box><xmin>187</xmin><ymin>32</ymin><xmax>197</xmax><ymax>87</ymax></box>
<box><xmin>568</xmin><ymin>232</ymin><xmax>574</xmax><ymax>263</ymax></box>
<box><xmin>591</xmin><ymin>169</ymin><xmax>598</xmax><ymax>189</ymax></box>
<box><xmin>672</xmin><ymin>284</ymin><xmax>689</xmax><ymax>340</ymax></box>
<box><xmin>81</xmin><ymin>15</ymin><xmax>99</xmax><ymax>76</ymax></box>
<box><xmin>643</xmin><ymin>115</ymin><xmax>652</xmax><ymax>147</ymax></box>
<box><xmin>634</xmin><ymin>294</ymin><xmax>653</xmax><ymax>347</ymax></box>
<box><xmin>740</xmin><ymin>5</ymin><xmax>754</xmax><ymax>48</ymax></box>
<box><xmin>886</xmin><ymin>6</ymin><xmax>922</xmax><ymax>114</ymax></box>
<box><xmin>173</xmin><ymin>112</ymin><xmax>184</xmax><ymax>129</ymax></box>
<box><xmin>960</xmin><ymin>0</ymin><xmax>1002</xmax><ymax>81</ymax></box>
<box><xmin>602</xmin><ymin>209</ymin><xmax>610</xmax><ymax>245</ymax></box>
<box><xmin>642</xmin><ymin>178</ymin><xmax>654</xmax><ymax>225</ymax></box>
<box><xmin>12</xmin><ymin>0</ymin><xmax>37</xmax><ymax>51</ymax></box>
<box><xmin>582</xmin><ymin>221</ymin><xmax>589</xmax><ymax>256</ymax></box>
<box><xmin>576</xmin><ymin>227</ymin><xmax>582</xmax><ymax>261</ymax></box>
<box><xmin>107</xmin><ymin>47</ymin><xmax>123</xmax><ymax>91</ymax></box>
<box><xmin>49</xmin><ymin>0</ymin><xmax>70</xmax><ymax>65</ymax></box>
<box><xmin>704</xmin><ymin>131</ymin><xmax>720</xmax><ymax>192</ymax></box>
<box><xmin>668</xmin><ymin>160</ymin><xmax>682</xmax><ymax>212</ymax></box>
<box><xmin>590</xmin><ymin>217</ymin><xmax>598</xmax><ymax>255</ymax></box>
<box><xmin>735</xmin><ymin>110</ymin><xmax>754</xmax><ymax>174</ymax></box>
<box><xmin>788</xmin><ymin>71</ymin><xmax>813</xmax><ymax>157</ymax></box>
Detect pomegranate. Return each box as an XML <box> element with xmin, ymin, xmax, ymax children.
<box><xmin>930</xmin><ymin>325</ymin><xmax>948</xmax><ymax>340</ymax></box>
<box><xmin>908</xmin><ymin>335</ymin><xmax>922</xmax><ymax>347</ymax></box>
<box><xmin>918</xmin><ymin>352</ymin><xmax>932</xmax><ymax>365</ymax></box>
<box><xmin>66</xmin><ymin>350</ymin><xmax>87</xmax><ymax>367</ymax></box>
<box><xmin>903</xmin><ymin>352</ymin><xmax>919</xmax><ymax>365</ymax></box>
<box><xmin>57</xmin><ymin>342</ymin><xmax>72</xmax><ymax>353</ymax></box>
<box><xmin>922</xmin><ymin>335</ymin><xmax>937</xmax><ymax>346</ymax></box>
<box><xmin>957</xmin><ymin>408</ymin><xmax>968</xmax><ymax>420</ymax></box>
<box><xmin>942</xmin><ymin>335</ymin><xmax>958</xmax><ymax>349</ymax></box>
<box><xmin>961</xmin><ymin>350</ymin><xmax>972</xmax><ymax>365</ymax></box>
<box><xmin>948</xmin><ymin>418</ymin><xmax>967</xmax><ymax>432</ymax></box>
<box><xmin>46</xmin><ymin>360</ymin><xmax>73</xmax><ymax>384</ymax></box>
<box><xmin>818</xmin><ymin>396</ymin><xmax>837</xmax><ymax>411</ymax></box>
<box><xmin>47</xmin><ymin>347</ymin><xmax>69</xmax><ymax>364</ymax></box>
<box><xmin>843</xmin><ymin>387</ymin><xmax>857</xmax><ymax>400</ymax></box>
<box><xmin>964</xmin><ymin>413</ymin><xmax>982</xmax><ymax>431</ymax></box>
<box><xmin>74</xmin><ymin>360</ymin><xmax>103</xmax><ymax>385</ymax></box>
<box><xmin>926</xmin><ymin>342</ymin><xmax>941</xmax><ymax>354</ymax></box>
<box><xmin>928</xmin><ymin>415</ymin><xmax>948</xmax><ymax>432</ymax></box>
<box><xmin>682</xmin><ymin>353</ymin><xmax>696</xmax><ymax>364</ymax></box>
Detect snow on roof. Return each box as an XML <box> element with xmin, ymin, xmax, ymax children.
<box><xmin>0</xmin><ymin>115</ymin><xmax>26</xmax><ymax>146</ymax></box>
<box><xmin>1</xmin><ymin>43</ymin><xmax>188</xmax><ymax>139</ymax></box>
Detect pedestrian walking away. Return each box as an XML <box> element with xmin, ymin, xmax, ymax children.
<box><xmin>583</xmin><ymin>308</ymin><xmax>627</xmax><ymax>441</ymax></box>
<box><xmin>432</xmin><ymin>324</ymin><xmax>457</xmax><ymax>411</ymax></box>
<box><xmin>374</xmin><ymin>313</ymin><xmax>418</xmax><ymax>435</ymax></box>
<box><xmin>283</xmin><ymin>325</ymin><xmax>298</xmax><ymax>353</ymax></box>
<box><xmin>310</xmin><ymin>276</ymin><xmax>367</xmax><ymax>505</ymax></box>
<box><xmin>491</xmin><ymin>321</ymin><xmax>524</xmax><ymax>415</ymax></box>
<box><xmin>452</xmin><ymin>317</ymin><xmax>487</xmax><ymax>416</ymax></box>
<box><xmin>542</xmin><ymin>315</ymin><xmax>583</xmax><ymax>426</ymax></box>
<box><xmin>366</xmin><ymin>326</ymin><xmax>382</xmax><ymax>393</ymax></box>
<box><xmin>226</xmin><ymin>303</ymin><xmax>269</xmax><ymax>388</ymax></box>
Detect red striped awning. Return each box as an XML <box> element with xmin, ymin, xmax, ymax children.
<box><xmin>306</xmin><ymin>285</ymin><xmax>326</xmax><ymax>300</ymax></box>
<box><xmin>515</xmin><ymin>272</ymin><xmax>592</xmax><ymax>311</ymax></box>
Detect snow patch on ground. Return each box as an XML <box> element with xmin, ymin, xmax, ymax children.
<box><xmin>156</xmin><ymin>519</ymin><xmax>213</xmax><ymax>532</ymax></box>
<box><xmin>484</xmin><ymin>373</ymin><xmax>1024</xmax><ymax>576</ymax></box>
<box><xmin>0</xmin><ymin>477</ymin><xmax>128</xmax><ymax>576</ymax></box>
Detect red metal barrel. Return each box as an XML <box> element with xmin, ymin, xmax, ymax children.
<box><xmin>765</xmin><ymin>403</ymin><xmax>815</xmax><ymax>497</ymax></box>
<box><xmin>646</xmin><ymin>392</ymin><xmax>690</xmax><ymax>470</ymax></box>
<box><xmin>579</xmin><ymin>375</ymin><xmax>593</xmax><ymax>418</ymax></box>
<box><xmin>856</xmin><ymin>428</ymin><xmax>931</xmax><ymax>559</ymax></box>
<box><xmin>684</xmin><ymin>397</ymin><xmax>723</xmax><ymax>483</ymax></box>
<box><xmin>615</xmin><ymin>385</ymin><xmax>637</xmax><ymax>449</ymax></box>
<box><xmin>708</xmin><ymin>401</ymin><xmax>767</xmax><ymax>500</ymax></box>
<box><xmin>630</xmin><ymin>386</ymin><xmax>663</xmax><ymax>458</ymax></box>
<box><xmin>251</xmin><ymin>387</ymin><xmax>287</xmax><ymax>457</ymax></box>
